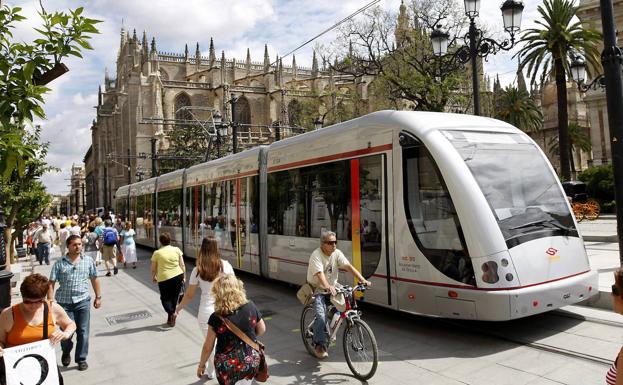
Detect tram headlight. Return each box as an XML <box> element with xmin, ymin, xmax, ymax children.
<box><xmin>481</xmin><ymin>261</ymin><xmax>499</xmax><ymax>283</ymax></box>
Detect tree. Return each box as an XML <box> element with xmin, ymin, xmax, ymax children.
<box><xmin>0</xmin><ymin>2</ymin><xmax>100</xmax><ymax>179</ymax></box>
<box><xmin>323</xmin><ymin>0</ymin><xmax>471</xmax><ymax>112</ymax></box>
<box><xmin>547</xmin><ymin>121</ymin><xmax>592</xmax><ymax>174</ymax></box>
<box><xmin>0</xmin><ymin>127</ymin><xmax>57</xmax><ymax>263</ymax></box>
<box><xmin>494</xmin><ymin>86</ymin><xmax>543</xmax><ymax>133</ymax></box>
<box><xmin>516</xmin><ymin>0</ymin><xmax>601</xmax><ymax>180</ymax></box>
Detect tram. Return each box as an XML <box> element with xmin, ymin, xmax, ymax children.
<box><xmin>114</xmin><ymin>110</ymin><xmax>597</xmax><ymax>321</ymax></box>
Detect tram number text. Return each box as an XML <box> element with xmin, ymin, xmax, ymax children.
<box><xmin>399</xmin><ymin>256</ymin><xmax>420</xmax><ymax>273</ymax></box>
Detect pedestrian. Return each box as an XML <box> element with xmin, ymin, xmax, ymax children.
<box><xmin>0</xmin><ymin>273</ymin><xmax>77</xmax><ymax>384</ymax></box>
<box><xmin>99</xmin><ymin>219</ymin><xmax>119</xmax><ymax>277</ymax></box>
<box><xmin>93</xmin><ymin>217</ymin><xmax>104</xmax><ymax>266</ymax></box>
<box><xmin>34</xmin><ymin>224</ymin><xmax>52</xmax><ymax>265</ymax></box>
<box><xmin>82</xmin><ymin>226</ymin><xmax>99</xmax><ymax>263</ymax></box>
<box><xmin>68</xmin><ymin>220</ymin><xmax>81</xmax><ymax>237</ymax></box>
<box><xmin>196</xmin><ymin>274</ymin><xmax>266</xmax><ymax>385</ymax></box>
<box><xmin>47</xmin><ymin>235</ymin><xmax>101</xmax><ymax>371</ymax></box>
<box><xmin>176</xmin><ymin>237</ymin><xmax>234</xmax><ymax>378</ymax></box>
<box><xmin>120</xmin><ymin>221</ymin><xmax>137</xmax><ymax>269</ymax></box>
<box><xmin>58</xmin><ymin>223</ymin><xmax>69</xmax><ymax>257</ymax></box>
<box><xmin>113</xmin><ymin>217</ymin><xmax>124</xmax><ymax>259</ymax></box>
<box><xmin>608</xmin><ymin>268</ymin><xmax>623</xmax><ymax>384</ymax></box>
<box><xmin>151</xmin><ymin>232</ymin><xmax>185</xmax><ymax>327</ymax></box>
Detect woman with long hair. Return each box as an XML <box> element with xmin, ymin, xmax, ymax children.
<box><xmin>197</xmin><ymin>275</ymin><xmax>265</xmax><ymax>385</ymax></box>
<box><xmin>176</xmin><ymin>237</ymin><xmax>234</xmax><ymax>379</ymax></box>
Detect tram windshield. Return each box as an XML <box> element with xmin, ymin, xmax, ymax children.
<box><xmin>444</xmin><ymin>130</ymin><xmax>578</xmax><ymax>248</ymax></box>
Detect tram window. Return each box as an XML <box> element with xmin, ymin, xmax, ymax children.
<box><xmin>157</xmin><ymin>188</ymin><xmax>182</xmax><ymax>227</ymax></box>
<box><xmin>359</xmin><ymin>155</ymin><xmax>383</xmax><ymax>278</ymax></box>
<box><xmin>249</xmin><ymin>176</ymin><xmax>259</xmax><ymax>233</ymax></box>
<box><xmin>403</xmin><ymin>145</ymin><xmax>475</xmax><ymax>285</ymax></box>
<box><xmin>267</xmin><ymin>170</ymin><xmax>299</xmax><ymax>236</ymax></box>
<box><xmin>306</xmin><ymin>160</ymin><xmax>350</xmax><ymax>240</ymax></box>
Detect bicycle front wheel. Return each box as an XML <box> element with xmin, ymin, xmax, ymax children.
<box><xmin>343</xmin><ymin>318</ymin><xmax>378</xmax><ymax>380</ymax></box>
<box><xmin>300</xmin><ymin>305</ymin><xmax>317</xmax><ymax>356</ymax></box>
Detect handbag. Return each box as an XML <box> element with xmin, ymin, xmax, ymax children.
<box><xmin>218</xmin><ymin>316</ymin><xmax>269</xmax><ymax>382</ymax></box>
<box><xmin>296</xmin><ymin>282</ymin><xmax>314</xmax><ymax>305</ymax></box>
<box><xmin>116</xmin><ymin>247</ymin><xmax>125</xmax><ymax>264</ymax></box>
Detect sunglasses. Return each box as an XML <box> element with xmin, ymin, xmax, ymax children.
<box><xmin>613</xmin><ymin>285</ymin><xmax>620</xmax><ymax>296</ymax></box>
<box><xmin>324</xmin><ymin>241</ymin><xmax>337</xmax><ymax>246</ymax></box>
<box><xmin>23</xmin><ymin>298</ymin><xmax>45</xmax><ymax>305</ymax></box>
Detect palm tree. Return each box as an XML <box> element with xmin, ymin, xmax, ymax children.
<box><xmin>495</xmin><ymin>86</ymin><xmax>543</xmax><ymax>133</ymax></box>
<box><xmin>547</xmin><ymin>122</ymin><xmax>592</xmax><ymax>175</ymax></box>
<box><xmin>516</xmin><ymin>0</ymin><xmax>601</xmax><ymax>180</ymax></box>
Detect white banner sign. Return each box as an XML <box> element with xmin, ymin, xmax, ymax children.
<box><xmin>3</xmin><ymin>340</ymin><xmax>59</xmax><ymax>385</ymax></box>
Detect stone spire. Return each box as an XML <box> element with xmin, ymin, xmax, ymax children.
<box><xmin>98</xmin><ymin>85</ymin><xmax>102</xmax><ymax>106</ymax></box>
<box><xmin>263</xmin><ymin>44</ymin><xmax>270</xmax><ymax>73</ymax></box>
<box><xmin>516</xmin><ymin>56</ymin><xmax>527</xmax><ymax>93</ymax></box>
<box><xmin>132</xmin><ymin>29</ymin><xmax>137</xmax><ymax>43</ymax></box>
<box><xmin>292</xmin><ymin>55</ymin><xmax>298</xmax><ymax>79</ymax></box>
<box><xmin>150</xmin><ymin>37</ymin><xmax>157</xmax><ymax>54</ymax></box>
<box><xmin>195</xmin><ymin>42</ymin><xmax>201</xmax><ymax>70</ymax></box>
<box><xmin>246</xmin><ymin>48</ymin><xmax>251</xmax><ymax>73</ymax></box>
<box><xmin>105</xmin><ymin>67</ymin><xmax>110</xmax><ymax>84</ymax></box>
<box><xmin>184</xmin><ymin>44</ymin><xmax>189</xmax><ymax>62</ymax></box>
<box><xmin>209</xmin><ymin>38</ymin><xmax>216</xmax><ymax>67</ymax></box>
<box><xmin>220</xmin><ymin>50</ymin><xmax>227</xmax><ymax>84</ymax></box>
<box><xmin>274</xmin><ymin>55</ymin><xmax>279</xmax><ymax>82</ymax></box>
<box><xmin>119</xmin><ymin>26</ymin><xmax>127</xmax><ymax>53</ymax></box>
<box><xmin>395</xmin><ymin>0</ymin><xmax>409</xmax><ymax>47</ymax></box>
<box><xmin>278</xmin><ymin>58</ymin><xmax>284</xmax><ymax>87</ymax></box>
<box><xmin>312</xmin><ymin>51</ymin><xmax>318</xmax><ymax>78</ymax></box>
<box><xmin>141</xmin><ymin>31</ymin><xmax>148</xmax><ymax>58</ymax></box>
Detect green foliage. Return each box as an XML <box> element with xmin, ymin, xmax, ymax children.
<box><xmin>158</xmin><ymin>123</ymin><xmax>207</xmax><ymax>172</ymax></box>
<box><xmin>494</xmin><ymin>86</ymin><xmax>543</xmax><ymax>133</ymax></box>
<box><xmin>577</xmin><ymin>164</ymin><xmax>614</xmax><ymax>204</ymax></box>
<box><xmin>516</xmin><ymin>0</ymin><xmax>601</xmax><ymax>180</ymax></box>
<box><xmin>0</xmin><ymin>3</ymin><xmax>100</xmax><ymax>180</ymax></box>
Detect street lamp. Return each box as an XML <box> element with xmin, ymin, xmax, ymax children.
<box><xmin>213</xmin><ymin>111</ymin><xmax>228</xmax><ymax>158</ymax></box>
<box><xmin>570</xmin><ymin>55</ymin><xmax>606</xmax><ymax>92</ymax></box>
<box><xmin>430</xmin><ymin>0</ymin><xmax>524</xmax><ymax>115</ymax></box>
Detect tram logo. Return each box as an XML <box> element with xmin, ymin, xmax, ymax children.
<box><xmin>546</xmin><ymin>247</ymin><xmax>560</xmax><ymax>261</ymax></box>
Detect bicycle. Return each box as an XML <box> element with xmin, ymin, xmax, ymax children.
<box><xmin>300</xmin><ymin>283</ymin><xmax>379</xmax><ymax>380</ymax></box>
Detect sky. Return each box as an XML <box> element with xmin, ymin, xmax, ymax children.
<box><xmin>6</xmin><ymin>0</ymin><xmax>543</xmax><ymax>195</ymax></box>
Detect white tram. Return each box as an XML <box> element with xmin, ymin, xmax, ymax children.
<box><xmin>114</xmin><ymin>111</ymin><xmax>597</xmax><ymax>321</ymax></box>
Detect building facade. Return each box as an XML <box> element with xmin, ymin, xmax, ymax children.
<box><xmin>91</xmin><ymin>29</ymin><xmax>372</xmax><ymax>211</ymax></box>
<box><xmin>576</xmin><ymin>0</ymin><xmax>623</xmax><ymax>166</ymax></box>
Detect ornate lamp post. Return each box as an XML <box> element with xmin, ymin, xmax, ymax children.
<box><xmin>212</xmin><ymin>112</ymin><xmax>228</xmax><ymax>158</ymax></box>
<box><xmin>430</xmin><ymin>0</ymin><xmax>524</xmax><ymax>115</ymax></box>
<box><xmin>570</xmin><ymin>56</ymin><xmax>606</xmax><ymax>92</ymax></box>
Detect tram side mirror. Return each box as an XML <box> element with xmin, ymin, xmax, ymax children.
<box><xmin>399</xmin><ymin>132</ymin><xmax>421</xmax><ymax>148</ymax></box>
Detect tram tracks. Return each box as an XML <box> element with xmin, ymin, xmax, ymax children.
<box><xmin>440</xmin><ymin>318</ymin><xmax>615</xmax><ymax>367</ymax></box>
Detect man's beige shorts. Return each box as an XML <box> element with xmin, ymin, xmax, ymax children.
<box><xmin>102</xmin><ymin>245</ymin><xmax>115</xmax><ymax>261</ymax></box>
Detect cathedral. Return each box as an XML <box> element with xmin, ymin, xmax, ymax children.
<box><xmin>86</xmin><ymin>27</ymin><xmax>375</xmax><ymax>211</ymax></box>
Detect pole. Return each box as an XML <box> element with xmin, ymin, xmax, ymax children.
<box><xmin>231</xmin><ymin>94</ymin><xmax>238</xmax><ymax>154</ymax></box>
<box><xmin>468</xmin><ymin>18</ymin><xmax>481</xmax><ymax>116</ymax></box>
<box><xmin>600</xmin><ymin>0</ymin><xmax>623</xmax><ymax>265</ymax></box>
<box><xmin>81</xmin><ymin>183</ymin><xmax>86</xmax><ymax>213</ymax></box>
<box><xmin>216</xmin><ymin>129</ymin><xmax>221</xmax><ymax>158</ymax></box>
<box><xmin>103</xmin><ymin>165</ymin><xmax>108</xmax><ymax>212</ymax></box>
<box><xmin>151</xmin><ymin>138</ymin><xmax>157</xmax><ymax>178</ymax></box>
<box><xmin>127</xmin><ymin>149</ymin><xmax>132</xmax><ymax>185</ymax></box>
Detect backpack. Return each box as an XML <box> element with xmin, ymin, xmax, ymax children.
<box><xmin>103</xmin><ymin>229</ymin><xmax>117</xmax><ymax>245</ymax></box>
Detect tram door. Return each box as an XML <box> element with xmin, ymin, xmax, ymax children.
<box><xmin>229</xmin><ymin>178</ymin><xmax>251</xmax><ymax>271</ymax></box>
<box><xmin>350</xmin><ymin>155</ymin><xmax>391</xmax><ymax>307</ymax></box>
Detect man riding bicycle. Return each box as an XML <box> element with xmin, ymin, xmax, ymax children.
<box><xmin>306</xmin><ymin>231</ymin><xmax>371</xmax><ymax>359</ymax></box>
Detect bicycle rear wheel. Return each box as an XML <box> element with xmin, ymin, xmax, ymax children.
<box><xmin>343</xmin><ymin>318</ymin><xmax>378</xmax><ymax>380</ymax></box>
<box><xmin>300</xmin><ymin>305</ymin><xmax>317</xmax><ymax>356</ymax></box>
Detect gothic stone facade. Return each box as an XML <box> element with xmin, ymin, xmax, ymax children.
<box><xmin>89</xmin><ymin>29</ymin><xmax>370</xmax><ymax>210</ymax></box>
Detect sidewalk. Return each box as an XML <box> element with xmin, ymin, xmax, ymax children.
<box><xmin>11</xmin><ymin>247</ymin><xmax>210</xmax><ymax>385</ymax></box>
